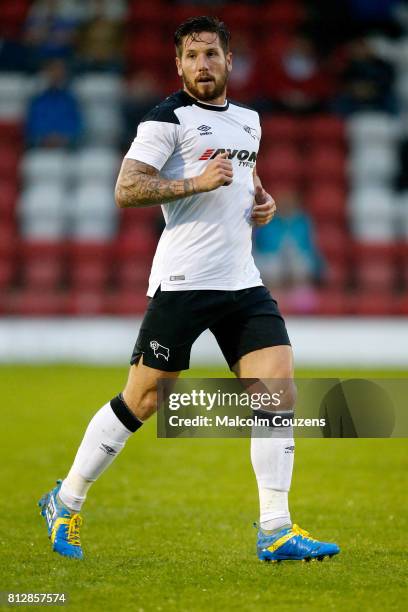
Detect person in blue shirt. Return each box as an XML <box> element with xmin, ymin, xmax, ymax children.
<box><xmin>254</xmin><ymin>187</ymin><xmax>324</xmax><ymax>287</ymax></box>
<box><xmin>26</xmin><ymin>59</ymin><xmax>83</xmax><ymax>148</ymax></box>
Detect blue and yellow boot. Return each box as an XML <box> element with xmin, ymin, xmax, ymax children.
<box><xmin>257</xmin><ymin>523</ymin><xmax>340</xmax><ymax>562</ymax></box>
<box><xmin>38</xmin><ymin>480</ymin><xmax>83</xmax><ymax>559</ymax></box>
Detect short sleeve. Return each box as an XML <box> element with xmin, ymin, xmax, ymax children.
<box><xmin>125</xmin><ymin>120</ymin><xmax>179</xmax><ymax>171</ymax></box>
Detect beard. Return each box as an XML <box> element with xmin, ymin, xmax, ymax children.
<box><xmin>181</xmin><ymin>65</ymin><xmax>229</xmax><ymax>102</ymax></box>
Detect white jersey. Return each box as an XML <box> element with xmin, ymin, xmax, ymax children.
<box><xmin>125</xmin><ymin>89</ymin><xmax>264</xmax><ymax>296</ymax></box>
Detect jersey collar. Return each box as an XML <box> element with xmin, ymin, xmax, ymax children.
<box><xmin>180</xmin><ymin>89</ymin><xmax>229</xmax><ymax>112</ymax></box>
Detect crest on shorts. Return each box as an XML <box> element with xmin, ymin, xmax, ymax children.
<box><xmin>150</xmin><ymin>340</ymin><xmax>170</xmax><ymax>361</ymax></box>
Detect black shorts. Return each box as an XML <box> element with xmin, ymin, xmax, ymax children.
<box><xmin>130</xmin><ymin>285</ymin><xmax>291</xmax><ymax>372</ymax></box>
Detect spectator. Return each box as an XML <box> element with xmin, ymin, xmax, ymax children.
<box><xmin>121</xmin><ymin>71</ymin><xmax>163</xmax><ymax>148</ymax></box>
<box><xmin>254</xmin><ymin>188</ymin><xmax>324</xmax><ymax>288</ymax></box>
<box><xmin>262</xmin><ymin>36</ymin><xmax>334</xmax><ymax>113</ymax></box>
<box><xmin>26</xmin><ymin>59</ymin><xmax>82</xmax><ymax>148</ymax></box>
<box><xmin>226</xmin><ymin>32</ymin><xmax>260</xmax><ymax>103</ymax></box>
<box><xmin>332</xmin><ymin>38</ymin><xmax>397</xmax><ymax>115</ymax></box>
<box><xmin>23</xmin><ymin>0</ymin><xmax>80</xmax><ymax>69</ymax></box>
<box><xmin>75</xmin><ymin>9</ymin><xmax>123</xmax><ymax>73</ymax></box>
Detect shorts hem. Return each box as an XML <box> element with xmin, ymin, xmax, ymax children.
<box><xmin>130</xmin><ymin>351</ymin><xmax>190</xmax><ymax>372</ymax></box>
<box><xmin>227</xmin><ymin>339</ymin><xmax>292</xmax><ymax>370</ymax></box>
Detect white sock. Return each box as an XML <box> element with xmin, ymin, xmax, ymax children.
<box><xmin>59</xmin><ymin>401</ymin><xmax>138</xmax><ymax>511</ymax></box>
<box><xmin>251</xmin><ymin>433</ymin><xmax>294</xmax><ymax>532</ymax></box>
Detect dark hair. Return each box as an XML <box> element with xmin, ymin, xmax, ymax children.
<box><xmin>174</xmin><ymin>16</ymin><xmax>230</xmax><ymax>57</ymax></box>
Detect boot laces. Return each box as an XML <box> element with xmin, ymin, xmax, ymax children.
<box><xmin>292</xmin><ymin>524</ymin><xmax>316</xmax><ymax>542</ymax></box>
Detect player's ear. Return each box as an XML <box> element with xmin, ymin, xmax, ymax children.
<box><xmin>175</xmin><ymin>55</ymin><xmax>183</xmax><ymax>77</ymax></box>
<box><xmin>226</xmin><ymin>51</ymin><xmax>232</xmax><ymax>73</ymax></box>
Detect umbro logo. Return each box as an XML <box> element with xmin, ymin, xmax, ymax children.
<box><xmin>100</xmin><ymin>443</ymin><xmax>117</xmax><ymax>456</ymax></box>
<box><xmin>197</xmin><ymin>124</ymin><xmax>213</xmax><ymax>136</ymax></box>
<box><xmin>284</xmin><ymin>445</ymin><xmax>295</xmax><ymax>454</ymax></box>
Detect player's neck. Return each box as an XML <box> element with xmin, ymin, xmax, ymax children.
<box><xmin>183</xmin><ymin>86</ymin><xmax>227</xmax><ymax>107</ymax></box>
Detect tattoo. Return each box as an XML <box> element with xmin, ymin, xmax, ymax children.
<box><xmin>115</xmin><ymin>159</ymin><xmax>197</xmax><ymax>208</ymax></box>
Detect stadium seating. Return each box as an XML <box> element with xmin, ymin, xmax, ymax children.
<box><xmin>349</xmin><ymin>187</ymin><xmax>396</xmax><ymax>242</ymax></box>
<box><xmin>301</xmin><ymin>116</ymin><xmax>345</xmax><ymax>146</ymax></box>
<box><xmin>70</xmin><ymin>182</ymin><xmax>118</xmax><ymax>240</ymax></box>
<box><xmin>19</xmin><ymin>184</ymin><xmax>67</xmax><ymax>239</ymax></box>
<box><xmin>0</xmin><ymin>73</ymin><xmax>31</xmax><ymax>119</ymax></box>
<box><xmin>0</xmin><ymin>0</ymin><xmax>406</xmax><ymax>317</ymax></box>
<box><xmin>74</xmin><ymin>75</ymin><xmax>123</xmax><ymax>145</ymax></box>
<box><xmin>260</xmin><ymin>116</ymin><xmax>300</xmax><ymax>144</ymax></box>
<box><xmin>347</xmin><ymin>113</ymin><xmax>398</xmax><ymax>146</ymax></box>
<box><xmin>305</xmin><ymin>184</ymin><xmax>346</xmax><ymax>224</ymax></box>
<box><xmin>69</xmin><ymin>241</ymin><xmax>112</xmax><ymax>291</ymax></box>
<box><xmin>349</xmin><ymin>146</ymin><xmax>398</xmax><ymax>185</ymax></box>
<box><xmin>22</xmin><ymin>150</ymin><xmax>69</xmax><ymax>184</ymax></box>
<box><xmin>20</xmin><ymin>241</ymin><xmax>65</xmax><ymax>290</ymax></box>
<box><xmin>73</xmin><ymin>147</ymin><xmax>120</xmax><ymax>183</ymax></box>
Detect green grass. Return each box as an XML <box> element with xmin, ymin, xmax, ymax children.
<box><xmin>1</xmin><ymin>365</ymin><xmax>407</xmax><ymax>611</ymax></box>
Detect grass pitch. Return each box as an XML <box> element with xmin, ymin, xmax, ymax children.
<box><xmin>1</xmin><ymin>365</ymin><xmax>407</xmax><ymax>611</ymax></box>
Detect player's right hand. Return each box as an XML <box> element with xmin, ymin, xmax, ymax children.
<box><xmin>195</xmin><ymin>152</ymin><xmax>233</xmax><ymax>192</ymax></box>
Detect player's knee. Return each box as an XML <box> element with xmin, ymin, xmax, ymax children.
<box><xmin>270</xmin><ymin>362</ymin><xmax>297</xmax><ymax>411</ymax></box>
<box><xmin>122</xmin><ymin>387</ymin><xmax>158</xmax><ymax>421</ymax></box>
<box><xmin>282</xmin><ymin>380</ymin><xmax>297</xmax><ymax>411</ymax></box>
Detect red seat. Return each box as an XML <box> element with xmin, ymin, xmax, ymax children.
<box><xmin>0</xmin><ymin>258</ymin><xmax>15</xmax><ymax>289</ymax></box>
<box><xmin>315</xmin><ymin>223</ymin><xmax>349</xmax><ymax>263</ymax></box>
<box><xmin>71</xmin><ymin>260</ymin><xmax>110</xmax><ymax>290</ymax></box>
<box><xmin>351</xmin><ymin>291</ymin><xmax>396</xmax><ymax>316</ymax></box>
<box><xmin>126</xmin><ymin>37</ymin><xmax>168</xmax><ymax>68</ymax></box>
<box><xmin>115</xmin><ymin>260</ymin><xmax>149</xmax><ymax>290</ymax></box>
<box><xmin>23</xmin><ymin>259</ymin><xmax>63</xmax><ymax>290</ymax></box>
<box><xmin>115</xmin><ymin>227</ymin><xmax>157</xmax><ymax>260</ymax></box>
<box><xmin>355</xmin><ymin>260</ymin><xmax>396</xmax><ymax>292</ymax></box>
<box><xmin>0</xmin><ymin>121</ymin><xmax>23</xmax><ymax>146</ymax></box>
<box><xmin>260</xmin><ymin>116</ymin><xmax>300</xmax><ymax>145</ymax></box>
<box><xmin>20</xmin><ymin>241</ymin><xmax>66</xmax><ymax>290</ymax></box>
<box><xmin>316</xmin><ymin>289</ymin><xmax>350</xmax><ymax>315</ymax></box>
<box><xmin>256</xmin><ymin>146</ymin><xmax>302</xmax><ymax>184</ymax></box>
<box><xmin>305</xmin><ymin>184</ymin><xmax>346</xmax><ymax>223</ymax></box>
<box><xmin>305</xmin><ymin>147</ymin><xmax>346</xmax><ymax>184</ymax></box>
<box><xmin>0</xmin><ymin>181</ymin><xmax>18</xmax><ymax>221</ymax></box>
<box><xmin>10</xmin><ymin>289</ymin><xmax>67</xmax><ymax>316</ymax></box>
<box><xmin>399</xmin><ymin>244</ymin><xmax>408</xmax><ymax>288</ymax></box>
<box><xmin>69</xmin><ymin>241</ymin><xmax>112</xmax><ymax>259</ymax></box>
<box><xmin>127</xmin><ymin>1</ymin><xmax>166</xmax><ymax>28</ymax></box>
<box><xmin>397</xmin><ymin>293</ymin><xmax>408</xmax><ymax>315</ymax></box>
<box><xmin>262</xmin><ymin>1</ymin><xmax>305</xmax><ymax>30</ymax></box>
<box><xmin>68</xmin><ymin>241</ymin><xmax>112</xmax><ymax>290</ymax></box>
<box><xmin>220</xmin><ymin>4</ymin><xmax>256</xmax><ymax>31</ymax></box>
<box><xmin>262</xmin><ymin>33</ymin><xmax>294</xmax><ymax>60</ymax></box>
<box><xmin>352</xmin><ymin>242</ymin><xmax>397</xmax><ymax>292</ymax></box>
<box><xmin>108</xmin><ymin>289</ymin><xmax>149</xmax><ymax>315</ymax></box>
<box><xmin>324</xmin><ymin>260</ymin><xmax>349</xmax><ymax>289</ymax></box>
<box><xmin>166</xmin><ymin>3</ymin><xmax>210</xmax><ymax>30</ymax></box>
<box><xmin>0</xmin><ymin>147</ymin><xmax>19</xmax><ymax>179</ymax></box>
<box><xmin>67</xmin><ymin>289</ymin><xmax>108</xmax><ymax>315</ymax></box>
<box><xmin>120</xmin><ymin>206</ymin><xmax>161</xmax><ymax>229</ymax></box>
<box><xmin>302</xmin><ymin>116</ymin><xmax>345</xmax><ymax>145</ymax></box>
<box><xmin>352</xmin><ymin>242</ymin><xmax>397</xmax><ymax>259</ymax></box>
<box><xmin>0</xmin><ymin>0</ymin><xmax>29</xmax><ymax>36</ymax></box>
<box><xmin>0</xmin><ymin>226</ymin><xmax>17</xmax><ymax>258</ymax></box>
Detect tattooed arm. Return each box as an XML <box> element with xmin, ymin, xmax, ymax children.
<box><xmin>115</xmin><ymin>152</ymin><xmax>233</xmax><ymax>208</ymax></box>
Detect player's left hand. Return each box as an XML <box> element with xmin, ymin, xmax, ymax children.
<box><xmin>251</xmin><ymin>186</ymin><xmax>276</xmax><ymax>226</ymax></box>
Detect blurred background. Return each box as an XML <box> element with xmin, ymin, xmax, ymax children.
<box><xmin>0</xmin><ymin>0</ymin><xmax>408</xmax><ymax>365</ymax></box>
